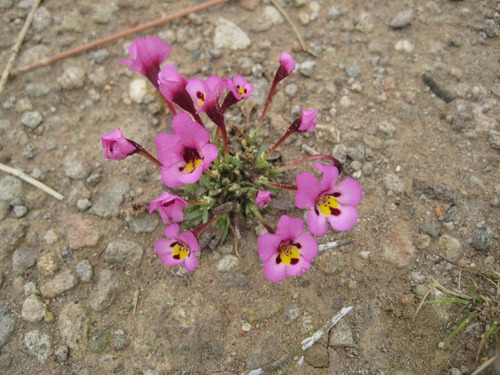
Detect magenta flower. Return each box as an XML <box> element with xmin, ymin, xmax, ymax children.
<box><xmin>254</xmin><ymin>190</ymin><xmax>272</xmax><ymax>207</ymax></box>
<box><xmin>279</xmin><ymin>52</ymin><xmax>295</xmax><ymax>76</ymax></box>
<box><xmin>298</xmin><ymin>109</ymin><xmax>318</xmax><ymax>132</ymax></box>
<box><xmin>155</xmin><ymin>224</ymin><xmax>200</xmax><ymax>271</ymax></box>
<box><xmin>158</xmin><ymin>64</ymin><xmax>197</xmax><ymax>116</ymax></box>
<box><xmin>221</xmin><ymin>75</ymin><xmax>254</xmax><ymax>112</ymax></box>
<box><xmin>155</xmin><ymin>113</ymin><xmax>218</xmax><ymax>188</ymax></box>
<box><xmin>295</xmin><ymin>163</ymin><xmax>362</xmax><ymax>236</ymax></box>
<box><xmin>101</xmin><ymin>128</ymin><xmax>136</xmax><ymax>160</ymax></box>
<box><xmin>120</xmin><ymin>36</ymin><xmax>172</xmax><ymax>87</ymax></box>
<box><xmin>186</xmin><ymin>75</ymin><xmax>223</xmax><ymax>114</ymax></box>
<box><xmin>258</xmin><ymin>215</ymin><xmax>318</xmax><ymax>282</ymax></box>
<box><xmin>149</xmin><ymin>192</ymin><xmax>188</xmax><ymax>224</ymax></box>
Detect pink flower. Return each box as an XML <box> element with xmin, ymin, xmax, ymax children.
<box><xmin>258</xmin><ymin>215</ymin><xmax>318</xmax><ymax>282</ymax></box>
<box><xmin>279</xmin><ymin>52</ymin><xmax>296</xmax><ymax>75</ymax></box>
<box><xmin>155</xmin><ymin>113</ymin><xmax>218</xmax><ymax>188</ymax></box>
<box><xmin>298</xmin><ymin>109</ymin><xmax>318</xmax><ymax>132</ymax></box>
<box><xmin>101</xmin><ymin>128</ymin><xmax>136</xmax><ymax>160</ymax></box>
<box><xmin>254</xmin><ymin>190</ymin><xmax>272</xmax><ymax>207</ymax></box>
<box><xmin>295</xmin><ymin>163</ymin><xmax>362</xmax><ymax>236</ymax></box>
<box><xmin>221</xmin><ymin>75</ymin><xmax>254</xmax><ymax>112</ymax></box>
<box><xmin>186</xmin><ymin>76</ymin><xmax>223</xmax><ymax>114</ymax></box>
<box><xmin>158</xmin><ymin>65</ymin><xmax>197</xmax><ymax>115</ymax></box>
<box><xmin>155</xmin><ymin>224</ymin><xmax>200</xmax><ymax>271</ymax></box>
<box><xmin>120</xmin><ymin>36</ymin><xmax>172</xmax><ymax>87</ymax></box>
<box><xmin>149</xmin><ymin>192</ymin><xmax>188</xmax><ymax>224</ymax></box>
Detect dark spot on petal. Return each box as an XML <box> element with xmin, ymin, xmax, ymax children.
<box><xmin>330</xmin><ymin>208</ymin><xmax>341</xmax><ymax>216</ymax></box>
<box><xmin>332</xmin><ymin>192</ymin><xmax>341</xmax><ymax>197</ymax></box>
<box><xmin>276</xmin><ymin>256</ymin><xmax>282</xmax><ymax>264</ymax></box>
<box><xmin>295</xmin><ymin>243</ymin><xmax>302</xmax><ymax>249</ymax></box>
<box><xmin>170</xmin><ymin>241</ymin><xmax>178</xmax><ymax>248</ymax></box>
<box><xmin>173</xmin><ymin>254</ymin><xmax>180</xmax><ymax>260</ymax></box>
<box><xmin>290</xmin><ymin>258</ymin><xmax>299</xmax><ymax>265</ymax></box>
<box><xmin>196</xmin><ymin>91</ymin><xmax>204</xmax><ymax>99</ymax></box>
<box><xmin>314</xmin><ymin>207</ymin><xmax>319</xmax><ymax>216</ymax></box>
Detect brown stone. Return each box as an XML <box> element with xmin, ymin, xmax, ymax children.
<box><xmin>67</xmin><ymin>216</ymin><xmax>100</xmax><ymax>250</ymax></box>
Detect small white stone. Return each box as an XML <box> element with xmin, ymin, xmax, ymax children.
<box><xmin>359</xmin><ymin>251</ymin><xmax>370</xmax><ymax>260</ymax></box>
<box><xmin>44</xmin><ymin>229</ymin><xmax>58</xmax><ymax>245</ymax></box>
<box><xmin>394</xmin><ymin>39</ymin><xmax>414</xmax><ymax>53</ymax></box>
<box><xmin>241</xmin><ymin>322</ymin><xmax>252</xmax><ymax>332</ymax></box>
<box><xmin>213</xmin><ymin>18</ymin><xmax>251</xmax><ymax>50</ymax></box>
<box><xmin>216</xmin><ymin>255</ymin><xmax>239</xmax><ymax>272</ymax></box>
<box><xmin>129</xmin><ymin>78</ymin><xmax>148</xmax><ymax>104</ymax></box>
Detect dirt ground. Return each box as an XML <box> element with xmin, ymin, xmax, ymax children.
<box><xmin>0</xmin><ymin>0</ymin><xmax>498</xmax><ymax>374</ymax></box>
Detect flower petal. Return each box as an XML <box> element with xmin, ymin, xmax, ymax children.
<box><xmin>257</xmin><ymin>233</ymin><xmax>281</xmax><ymax>262</ymax></box>
<box><xmin>314</xmin><ymin>163</ymin><xmax>339</xmax><ymax>192</ymax></box>
<box><xmin>307</xmin><ymin>209</ymin><xmax>329</xmax><ymax>236</ymax></box>
<box><xmin>333</xmin><ymin>178</ymin><xmax>362</xmax><ymax>207</ymax></box>
<box><xmin>200</xmin><ymin>143</ymin><xmax>219</xmax><ymax>168</ymax></box>
<box><xmin>155</xmin><ymin>238</ymin><xmax>174</xmax><ymax>257</ymax></box>
<box><xmin>295</xmin><ymin>232</ymin><xmax>318</xmax><ymax>261</ymax></box>
<box><xmin>160</xmin><ymin>252</ymin><xmax>184</xmax><ymax>267</ymax></box>
<box><xmin>284</xmin><ymin>256</ymin><xmax>311</xmax><ymax>277</ymax></box>
<box><xmin>179</xmin><ymin>231</ymin><xmax>200</xmax><ymax>253</ymax></box>
<box><xmin>295</xmin><ymin>172</ymin><xmax>321</xmax><ymax>209</ymax></box>
<box><xmin>163</xmin><ymin>224</ymin><xmax>180</xmax><ymax>239</ymax></box>
<box><xmin>276</xmin><ymin>215</ymin><xmax>304</xmax><ymax>240</ymax></box>
<box><xmin>262</xmin><ymin>258</ymin><xmax>287</xmax><ymax>282</ymax></box>
<box><xmin>183</xmin><ymin>253</ymin><xmax>198</xmax><ymax>271</ymax></box>
<box><xmin>172</xmin><ymin>112</ymin><xmax>210</xmax><ymax>149</ymax></box>
<box><xmin>327</xmin><ymin>205</ymin><xmax>359</xmax><ymax>232</ymax></box>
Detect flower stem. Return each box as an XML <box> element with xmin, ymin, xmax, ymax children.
<box><xmin>261</xmin><ymin>180</ymin><xmax>297</xmax><ymax>191</ymax></box>
<box><xmin>165</xmin><ymin>100</ymin><xmax>177</xmax><ymax>116</ymax></box>
<box><xmin>191</xmin><ymin>215</ymin><xmax>220</xmax><ymax>237</ymax></box>
<box><xmin>127</xmin><ymin>139</ymin><xmax>162</xmax><ymax>167</ymax></box>
<box><xmin>257</xmin><ymin>77</ymin><xmax>278</xmax><ymax>127</ymax></box>
<box><xmin>250</xmin><ymin>206</ymin><xmax>275</xmax><ymax>234</ymax></box>
<box><xmin>274</xmin><ymin>154</ymin><xmax>343</xmax><ymax>173</ymax></box>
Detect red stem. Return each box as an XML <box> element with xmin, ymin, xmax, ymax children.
<box><xmin>191</xmin><ymin>215</ymin><xmax>220</xmax><ymax>237</ymax></box>
<box><xmin>127</xmin><ymin>139</ymin><xmax>162</xmax><ymax>167</ymax></box>
<box><xmin>262</xmin><ymin>181</ymin><xmax>297</xmax><ymax>191</ymax></box>
<box><xmin>274</xmin><ymin>154</ymin><xmax>343</xmax><ymax>173</ymax></box>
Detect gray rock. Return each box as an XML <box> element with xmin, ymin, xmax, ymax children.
<box><xmin>0</xmin><ymin>119</ymin><xmax>11</xmax><ymax>131</ymax></box>
<box><xmin>0</xmin><ymin>353</ymin><xmax>12</xmax><ymax>371</ymax></box>
<box><xmin>24</xmin><ymin>330</ymin><xmax>52</xmax><ymax>363</ymax></box>
<box><xmin>22</xmin><ymin>294</ymin><xmax>47</xmax><ymax>322</ymax></box>
<box><xmin>54</xmin><ymin>344</ymin><xmax>69</xmax><ymax>363</ymax></box>
<box><xmin>21</xmin><ymin>111</ymin><xmax>43</xmax><ymax>129</ymax></box>
<box><xmin>12</xmin><ymin>248</ymin><xmax>38</xmax><ymax>273</ymax></box>
<box><xmin>470</xmin><ymin>228</ymin><xmax>493</xmax><ymax>251</ymax></box>
<box><xmin>285</xmin><ymin>83</ymin><xmax>298</xmax><ymax>97</ymax></box>
<box><xmin>345</xmin><ymin>63</ymin><xmax>361</xmax><ymax>78</ymax></box>
<box><xmin>90</xmin><ymin>49</ymin><xmax>110</xmax><ymax>64</ymax></box>
<box><xmin>246</xmin><ymin>329</ymin><xmax>283</xmax><ymax>369</ymax></box>
<box><xmin>213</xmin><ymin>18</ymin><xmax>251</xmax><ymax>50</ymax></box>
<box><xmin>283</xmin><ymin>304</ymin><xmax>301</xmax><ymax>325</ymax></box>
<box><xmin>104</xmin><ymin>241</ymin><xmax>144</xmax><ymax>268</ymax></box>
<box><xmin>448</xmin><ymin>368</ymin><xmax>462</xmax><ymax>375</ymax></box>
<box><xmin>216</xmin><ymin>255</ymin><xmax>239</xmax><ymax>272</ymax></box>
<box><xmin>415</xmin><ymin>285</ymin><xmax>428</xmax><ymax>297</ymax></box>
<box><xmin>378</xmin><ymin>121</ymin><xmax>396</xmax><ymax>137</ymax></box>
<box><xmin>0</xmin><ymin>0</ymin><xmax>14</xmax><ymax>11</ymax></box>
<box><xmin>418</xmin><ymin>221</ymin><xmax>441</xmax><ymax>238</ymax></box>
<box><xmin>58</xmin><ymin>302</ymin><xmax>89</xmax><ymax>356</ymax></box>
<box><xmin>0</xmin><ymin>176</ymin><xmax>22</xmax><ymax>201</ymax></box>
<box><xmin>64</xmin><ymin>154</ymin><xmax>91</xmax><ymax>180</ymax></box>
<box><xmin>33</xmin><ymin>6</ymin><xmax>52</xmax><ymax>32</ymax></box>
<box><xmin>355</xmin><ymin>12</ymin><xmax>374</xmax><ymax>33</ymax></box>
<box><xmin>332</xmin><ymin>144</ymin><xmax>347</xmax><ymax>164</ymax></box>
<box><xmin>304</xmin><ymin>343</ymin><xmax>329</xmax><ymax>368</ymax></box>
<box><xmin>243</xmin><ymin>299</ymin><xmax>280</xmax><ymax>323</ymax></box>
<box><xmin>13</xmin><ymin>205</ymin><xmax>28</xmax><ymax>218</ymax></box>
<box><xmin>410</xmin><ymin>271</ymin><xmax>426</xmax><ymax>284</ymax></box>
<box><xmin>111</xmin><ymin>330</ymin><xmax>129</xmax><ymax>351</ymax></box>
<box><xmin>329</xmin><ymin>320</ymin><xmax>356</xmax><ymax>347</ymax></box>
<box><xmin>40</xmin><ymin>270</ymin><xmax>78</xmax><ymax>298</ymax></box>
<box><xmin>383</xmin><ymin>173</ymin><xmax>406</xmax><ymax>194</ymax></box>
<box><xmin>390</xmin><ymin>9</ymin><xmax>414</xmax><ymax>29</ymax></box>
<box><xmin>0</xmin><ymin>219</ymin><xmax>28</xmax><ymax>261</ymax></box>
<box><xmin>92</xmin><ymin>3</ymin><xmax>118</xmax><ymax>24</ymax></box>
<box><xmin>88</xmin><ymin>330</ymin><xmax>111</xmax><ymax>352</ymax></box>
<box><xmin>219</xmin><ymin>272</ymin><xmax>249</xmax><ymax>289</ymax></box>
<box><xmin>488</xmin><ymin>130</ymin><xmax>500</xmax><ymax>150</ymax></box>
<box><xmin>346</xmin><ymin>145</ymin><xmax>365</xmax><ymax>161</ymax></box>
<box><xmin>126</xmin><ymin>213</ymin><xmax>158</xmax><ymax>233</ymax></box>
<box><xmin>89</xmin><ymin>269</ymin><xmax>124</xmax><ymax>312</ymax></box>
<box><xmin>58</xmin><ymin>67</ymin><xmax>85</xmax><ymax>90</ymax></box>
<box><xmin>90</xmin><ymin>181</ymin><xmax>130</xmax><ymax>218</ymax></box>
<box><xmin>76</xmin><ymin>259</ymin><xmax>93</xmax><ymax>282</ymax></box>
<box><xmin>298</xmin><ymin>60</ymin><xmax>316</xmax><ymax>77</ymax></box>
<box><xmin>0</xmin><ymin>309</ymin><xmax>16</xmax><ymax>347</ymax></box>
<box><xmin>24</xmin><ymin>83</ymin><xmax>50</xmax><ymax>98</ymax></box>
<box><xmin>412</xmin><ymin>179</ymin><xmax>456</xmax><ymax>204</ymax></box>
<box><xmin>251</xmin><ymin>5</ymin><xmax>283</xmax><ymax>32</ymax></box>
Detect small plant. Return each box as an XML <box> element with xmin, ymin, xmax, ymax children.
<box><xmin>100</xmin><ymin>36</ymin><xmax>362</xmax><ymax>282</ymax></box>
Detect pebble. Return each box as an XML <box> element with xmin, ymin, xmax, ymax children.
<box><xmin>126</xmin><ymin>213</ymin><xmax>159</xmax><ymax>233</ymax></box>
<box><xmin>67</xmin><ymin>216</ymin><xmax>100</xmax><ymax>250</ymax></box>
<box><xmin>390</xmin><ymin>9</ymin><xmax>414</xmax><ymax>29</ymax></box>
<box><xmin>111</xmin><ymin>331</ymin><xmax>129</xmax><ymax>351</ymax></box>
<box><xmin>54</xmin><ymin>345</ymin><xmax>69</xmax><ymax>363</ymax></box>
<box><xmin>383</xmin><ymin>173</ymin><xmax>406</xmax><ymax>194</ymax></box>
<box><xmin>76</xmin><ymin>260</ymin><xmax>93</xmax><ymax>282</ymax></box>
<box><xmin>64</xmin><ymin>154</ymin><xmax>91</xmax><ymax>180</ymax></box>
<box><xmin>220</xmin><ymin>272</ymin><xmax>249</xmax><ymax>289</ymax></box>
<box><xmin>298</xmin><ymin>60</ymin><xmax>316</xmax><ymax>77</ymax></box>
<box><xmin>418</xmin><ymin>221</ymin><xmax>441</xmax><ymax>238</ymax></box>
<box><xmin>58</xmin><ymin>67</ymin><xmax>86</xmax><ymax>90</ymax></box>
<box><xmin>77</xmin><ymin>199</ymin><xmax>92</xmax><ymax>211</ymax></box>
<box><xmin>58</xmin><ymin>302</ymin><xmax>89</xmax><ymax>356</ymax></box>
<box><xmin>104</xmin><ymin>241</ymin><xmax>144</xmax><ymax>268</ymax></box>
<box><xmin>415</xmin><ymin>284</ymin><xmax>428</xmax><ymax>297</ymax></box>
<box><xmin>90</xmin><ymin>181</ymin><xmax>130</xmax><ymax>218</ymax></box>
<box><xmin>359</xmin><ymin>251</ymin><xmax>370</xmax><ymax>260</ymax></box>
<box><xmin>345</xmin><ymin>63</ymin><xmax>361</xmax><ymax>78</ymax></box>
<box><xmin>40</xmin><ymin>270</ymin><xmax>78</xmax><ymax>298</ymax></box>
<box><xmin>243</xmin><ymin>299</ymin><xmax>280</xmax><ymax>323</ymax></box>
<box><xmin>36</xmin><ymin>252</ymin><xmax>60</xmax><ymax>276</ymax></box>
<box><xmin>0</xmin><ymin>119</ymin><xmax>10</xmax><ymax>131</ymax></box>
<box><xmin>33</xmin><ymin>6</ymin><xmax>52</xmax><ymax>32</ymax></box>
<box><xmin>438</xmin><ymin>235</ymin><xmax>462</xmax><ymax>259</ymax></box>
<box><xmin>129</xmin><ymin>78</ymin><xmax>148</xmax><ymax>104</ymax></box>
<box><xmin>355</xmin><ymin>12</ymin><xmax>375</xmax><ymax>33</ymax></box>
<box><xmin>329</xmin><ymin>320</ymin><xmax>356</xmax><ymax>347</ymax></box>
<box><xmin>22</xmin><ymin>294</ymin><xmax>47</xmax><ymax>322</ymax></box>
<box><xmin>91</xmin><ymin>3</ymin><xmax>117</xmax><ymax>24</ymax></box>
<box><xmin>304</xmin><ymin>343</ymin><xmax>329</xmax><ymax>368</ymax></box>
<box><xmin>395</xmin><ymin>39</ymin><xmax>415</xmax><ymax>53</ymax></box>
<box><xmin>378</xmin><ymin>121</ymin><xmax>396</xmax><ymax>137</ymax></box>
<box><xmin>0</xmin><ymin>219</ymin><xmax>28</xmax><ymax>261</ymax></box>
<box><xmin>12</xmin><ymin>248</ymin><xmax>38</xmax><ymax>273</ymax></box>
<box><xmin>251</xmin><ymin>5</ymin><xmax>283</xmax><ymax>32</ymax></box>
<box><xmin>488</xmin><ymin>130</ymin><xmax>500</xmax><ymax>150</ymax></box>
<box><xmin>0</xmin><ymin>176</ymin><xmax>22</xmax><ymax>201</ymax></box>
<box><xmin>89</xmin><ymin>269</ymin><xmax>124</xmax><ymax>312</ymax></box>
<box><xmin>283</xmin><ymin>304</ymin><xmax>301</xmax><ymax>325</ymax></box>
<box><xmin>410</xmin><ymin>271</ymin><xmax>425</xmax><ymax>284</ymax></box>
<box><xmin>327</xmin><ymin>6</ymin><xmax>342</xmax><ymax>21</ymax></box>
<box><xmin>285</xmin><ymin>83</ymin><xmax>298</xmax><ymax>97</ymax></box>
<box><xmin>24</xmin><ymin>330</ymin><xmax>52</xmax><ymax>363</ymax></box>
<box><xmin>332</xmin><ymin>144</ymin><xmax>347</xmax><ymax>164</ymax></box>
<box><xmin>470</xmin><ymin>228</ymin><xmax>493</xmax><ymax>251</ymax></box>
<box><xmin>43</xmin><ymin>229</ymin><xmax>58</xmax><ymax>244</ymax></box>
<box><xmin>13</xmin><ymin>205</ymin><xmax>28</xmax><ymax>217</ymax></box>
<box><xmin>0</xmin><ymin>309</ymin><xmax>16</xmax><ymax>348</ymax></box>
<box><xmin>90</xmin><ymin>49</ymin><xmax>110</xmax><ymax>64</ymax></box>
<box><xmin>346</xmin><ymin>145</ymin><xmax>365</xmax><ymax>162</ymax></box>
<box><xmin>216</xmin><ymin>255</ymin><xmax>239</xmax><ymax>272</ymax></box>
<box><xmin>414</xmin><ymin>234</ymin><xmax>431</xmax><ymax>250</ymax></box>
<box><xmin>24</xmin><ymin>281</ymin><xmax>37</xmax><ymax>296</ymax></box>
<box><xmin>213</xmin><ymin>18</ymin><xmax>251</xmax><ymax>50</ymax></box>
<box><xmin>88</xmin><ymin>330</ymin><xmax>111</xmax><ymax>352</ymax></box>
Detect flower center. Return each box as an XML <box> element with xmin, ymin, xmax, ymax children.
<box><xmin>236</xmin><ymin>85</ymin><xmax>247</xmax><ymax>95</ymax></box>
<box><xmin>196</xmin><ymin>91</ymin><xmax>205</xmax><ymax>106</ymax></box>
<box><xmin>316</xmin><ymin>193</ymin><xmax>341</xmax><ymax>216</ymax></box>
<box><xmin>170</xmin><ymin>241</ymin><xmax>190</xmax><ymax>260</ymax></box>
<box><xmin>182</xmin><ymin>147</ymin><xmax>203</xmax><ymax>173</ymax></box>
<box><xmin>277</xmin><ymin>240</ymin><xmax>301</xmax><ymax>265</ymax></box>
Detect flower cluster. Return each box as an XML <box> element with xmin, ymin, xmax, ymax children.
<box><xmin>101</xmin><ymin>36</ymin><xmax>362</xmax><ymax>282</ymax></box>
